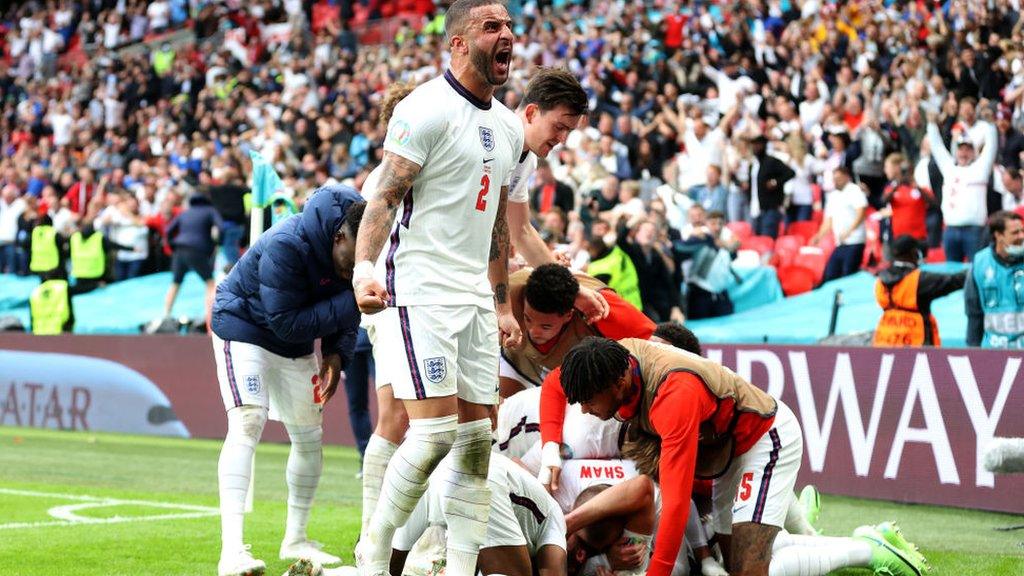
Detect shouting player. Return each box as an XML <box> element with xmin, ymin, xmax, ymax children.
<box><xmin>352</xmin><ymin>2</ymin><xmax>524</xmax><ymax>575</ymax></box>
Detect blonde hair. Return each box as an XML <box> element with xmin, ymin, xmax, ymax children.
<box><xmin>379</xmin><ymin>81</ymin><xmax>417</xmax><ymax>127</ymax></box>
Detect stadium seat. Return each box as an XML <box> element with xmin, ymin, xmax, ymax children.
<box><xmin>777</xmin><ymin>265</ymin><xmax>817</xmax><ymax>297</ymax></box>
<box><xmin>794</xmin><ymin>247</ymin><xmax>828</xmax><ymax>285</ymax></box>
<box><xmin>740</xmin><ymin>235</ymin><xmax>775</xmax><ymax>255</ymax></box>
<box><xmin>926</xmin><ymin>246</ymin><xmax>946</xmax><ymax>263</ymax></box>
<box><xmin>786</xmin><ymin>220</ymin><xmax>819</xmax><ymax>242</ymax></box>
<box><xmin>727</xmin><ymin>221</ymin><xmax>753</xmax><ymax>242</ymax></box>
<box><xmin>733</xmin><ymin>249</ymin><xmax>762</xmax><ymax>268</ymax></box>
<box><xmin>770</xmin><ymin>235</ymin><xmax>804</xmax><ymax>268</ymax></box>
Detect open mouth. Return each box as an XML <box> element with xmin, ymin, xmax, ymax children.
<box><xmin>495</xmin><ymin>48</ymin><xmax>512</xmax><ymax>68</ymax></box>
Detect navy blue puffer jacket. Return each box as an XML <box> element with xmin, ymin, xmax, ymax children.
<box><xmin>211</xmin><ymin>185</ymin><xmax>361</xmax><ymax>364</ymax></box>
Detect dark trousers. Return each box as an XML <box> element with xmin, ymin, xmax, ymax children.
<box><xmin>115</xmin><ymin>259</ymin><xmax>144</xmax><ymax>281</ymax></box>
<box><xmin>785</xmin><ymin>204</ymin><xmax>814</xmax><ymax>225</ymax></box>
<box><xmin>822</xmin><ymin>243</ymin><xmax>865</xmax><ymax>284</ymax></box>
<box><xmin>343</xmin><ymin>330</ymin><xmax>374</xmax><ymax>460</ymax></box>
<box><xmin>943</xmin><ymin>225</ymin><xmax>986</xmax><ymax>263</ymax></box>
<box><xmin>754</xmin><ymin>208</ymin><xmax>784</xmax><ymax>239</ymax></box>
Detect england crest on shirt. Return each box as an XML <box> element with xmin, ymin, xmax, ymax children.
<box><xmin>479</xmin><ymin>126</ymin><xmax>495</xmax><ymax>152</ymax></box>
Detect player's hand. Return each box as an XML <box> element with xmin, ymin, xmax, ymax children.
<box><xmin>355</xmin><ymin>278</ymin><xmax>389</xmax><ymax>314</ymax></box>
<box><xmin>554</xmin><ymin>251</ymin><xmax>572</xmax><ymax>267</ymax></box>
<box><xmin>539</xmin><ymin>464</ymin><xmax>562</xmax><ymax>493</ymax></box>
<box><xmin>317</xmin><ymin>353</ymin><xmax>343</xmax><ymax>405</ymax></box>
<box><xmin>539</xmin><ymin>441</ymin><xmax>562</xmax><ymax>493</ymax></box>
<box><xmin>607</xmin><ymin>537</ymin><xmax>648</xmax><ymax>570</ymax></box>
<box><xmin>574</xmin><ymin>287</ymin><xmax>609</xmax><ymax>324</ymax></box>
<box><xmin>498</xmin><ymin>310</ymin><xmax>522</xmax><ymax>349</ymax></box>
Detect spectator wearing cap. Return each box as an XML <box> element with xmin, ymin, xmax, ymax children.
<box><xmin>811</xmin><ymin>166</ymin><xmax>868</xmax><ymax>283</ymax></box>
<box><xmin>926</xmin><ymin>111</ymin><xmax>998</xmax><ymax>262</ymax></box>
<box><xmin>749</xmin><ymin>134</ymin><xmax>795</xmax><ymax>239</ymax></box>
<box><xmin>965</xmin><ymin>212</ymin><xmax>1024</xmax><ymax>348</ymax></box>
<box><xmin>873</xmin><ymin>235</ymin><xmax>966</xmax><ymax>348</ymax></box>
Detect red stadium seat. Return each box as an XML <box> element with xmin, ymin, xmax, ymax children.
<box><xmin>741</xmin><ymin>235</ymin><xmax>775</xmax><ymax>255</ymax></box>
<box><xmin>926</xmin><ymin>246</ymin><xmax>946</xmax><ymax>263</ymax></box>
<box><xmin>786</xmin><ymin>221</ymin><xmax>819</xmax><ymax>242</ymax></box>
<box><xmin>727</xmin><ymin>221</ymin><xmax>753</xmax><ymax>242</ymax></box>
<box><xmin>794</xmin><ymin>247</ymin><xmax>828</xmax><ymax>285</ymax></box>
<box><xmin>777</xmin><ymin>265</ymin><xmax>817</xmax><ymax>297</ymax></box>
<box><xmin>771</xmin><ymin>235</ymin><xmax>806</xmax><ymax>267</ymax></box>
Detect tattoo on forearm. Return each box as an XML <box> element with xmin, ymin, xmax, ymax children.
<box><xmin>489</xmin><ymin>186</ymin><xmax>511</xmax><ymax>304</ymax></box>
<box><xmin>494</xmin><ymin>282</ymin><xmax>508</xmax><ymax>304</ymax></box>
<box><xmin>355</xmin><ymin>152</ymin><xmax>418</xmax><ymax>261</ymax></box>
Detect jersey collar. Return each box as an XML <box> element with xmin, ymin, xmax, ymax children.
<box><xmin>444</xmin><ymin>69</ymin><xmax>492</xmax><ymax>110</ymax></box>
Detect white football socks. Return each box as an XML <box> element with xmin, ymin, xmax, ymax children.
<box><xmin>362</xmin><ymin>414</ymin><xmax>458</xmax><ymax>575</ymax></box>
<box><xmin>769</xmin><ymin>533</ymin><xmax>872</xmax><ymax>576</ymax></box>
<box><xmin>361</xmin><ymin>434</ymin><xmax>398</xmax><ymax>537</ymax></box>
<box><xmin>784</xmin><ymin>493</ymin><xmax>818</xmax><ymax>536</ymax></box>
<box><xmin>218</xmin><ymin>406</ymin><xmax>267</xmax><ymax>553</ymax></box>
<box><xmin>283</xmin><ymin>423</ymin><xmax>324</xmax><ymax>547</ymax></box>
<box><xmin>442</xmin><ymin>418</ymin><xmax>493</xmax><ymax>576</ymax></box>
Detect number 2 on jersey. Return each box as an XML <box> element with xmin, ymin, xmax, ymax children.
<box><xmin>475</xmin><ymin>174</ymin><xmax>490</xmax><ymax>212</ymax></box>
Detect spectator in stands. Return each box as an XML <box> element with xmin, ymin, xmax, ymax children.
<box><xmin>881</xmin><ymin>153</ymin><xmax>936</xmax><ymax>256</ymax></box>
<box><xmin>873</xmin><ymin>235</ymin><xmax>966</xmax><ymax>348</ymax></box>
<box><xmin>615</xmin><ymin>216</ymin><xmax>683</xmax><ymax>323</ymax></box>
<box><xmin>997</xmin><ymin>166</ymin><xmax>1023</xmax><ymax>212</ymax></box>
<box><xmin>811</xmin><ymin>167</ymin><xmax>868</xmax><ymax>284</ymax></box>
<box><xmin>926</xmin><ymin>110</ymin><xmax>998</xmax><ymax>262</ymax></box>
<box><xmin>161</xmin><ymin>193</ymin><xmax>223</xmax><ymax>323</ymax></box>
<box><xmin>966</xmin><ymin>212</ymin><xmax>1024</xmax><ymax>349</ymax></box>
<box><xmin>98</xmin><ymin>193</ymin><xmax>150</xmax><ymax>281</ymax></box>
<box><xmin>690</xmin><ymin>165</ymin><xmax>728</xmax><ymax>216</ymax></box>
<box><xmin>0</xmin><ymin>184</ymin><xmax>26</xmax><ymax>274</ymax></box>
<box><xmin>531</xmin><ymin>158</ymin><xmax>574</xmax><ymax>215</ymax></box>
<box><xmin>749</xmin><ymin>134</ymin><xmax>795</xmax><ymax>239</ymax></box>
<box><xmin>782</xmin><ymin>134</ymin><xmax>820</xmax><ymax>224</ymax></box>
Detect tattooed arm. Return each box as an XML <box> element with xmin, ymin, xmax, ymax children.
<box><xmin>490</xmin><ymin>185</ymin><xmax>522</xmax><ymax>348</ymax></box>
<box><xmin>353</xmin><ymin>151</ymin><xmax>420</xmax><ymax>314</ymax></box>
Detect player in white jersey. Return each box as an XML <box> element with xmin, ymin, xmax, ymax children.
<box><xmin>355</xmin><ymin>68</ymin><xmax>608</xmax><ymax>554</ymax></box>
<box><xmin>390</xmin><ymin>453</ymin><xmax>567</xmax><ymax>576</ymax></box>
<box><xmin>352</xmin><ymin>3</ymin><xmax>523</xmax><ymax>576</ymax></box>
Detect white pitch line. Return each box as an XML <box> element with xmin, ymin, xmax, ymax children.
<box><xmin>0</xmin><ymin>487</ymin><xmax>218</xmax><ymax>530</ymax></box>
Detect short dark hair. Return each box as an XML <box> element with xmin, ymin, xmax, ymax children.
<box><xmin>525</xmin><ymin>264</ymin><xmax>579</xmax><ymax>315</ymax></box>
<box><xmin>890</xmin><ymin>234</ymin><xmax>923</xmax><ymax>262</ymax></box>
<box><xmin>988</xmin><ymin>210</ymin><xmax>1023</xmax><ymax>240</ymax></box>
<box><xmin>706</xmin><ymin>210</ymin><xmax>726</xmax><ymax>221</ymax></box>
<box><xmin>344</xmin><ymin>201</ymin><xmax>367</xmax><ymax>238</ymax></box>
<box><xmin>652</xmin><ymin>322</ymin><xmax>701</xmax><ymax>355</ymax></box>
<box><xmin>522</xmin><ymin>67</ymin><xmax>589</xmax><ymax>117</ymax></box>
<box><xmin>444</xmin><ymin>0</ymin><xmax>502</xmax><ymax>42</ymax></box>
<box><xmin>561</xmin><ymin>337</ymin><xmax>630</xmax><ymax>404</ymax></box>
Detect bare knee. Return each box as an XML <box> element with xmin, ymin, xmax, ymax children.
<box><xmin>728</xmin><ymin>522</ymin><xmax>779</xmax><ymax>576</ymax></box>
<box><xmin>374</xmin><ymin>386</ymin><xmax>409</xmax><ymax>444</ymax></box>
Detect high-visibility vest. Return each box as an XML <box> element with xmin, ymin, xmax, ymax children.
<box><xmin>587</xmin><ymin>245</ymin><xmax>643</xmax><ymax>310</ymax></box>
<box><xmin>29</xmin><ymin>225</ymin><xmax>59</xmax><ymax>273</ymax></box>
<box><xmin>873</xmin><ymin>268</ymin><xmax>940</xmax><ymax>347</ymax></box>
<box><xmin>153</xmin><ymin>50</ymin><xmax>175</xmax><ymax>76</ymax></box>
<box><xmin>70</xmin><ymin>231</ymin><xmax>105</xmax><ymax>280</ymax></box>
<box><xmin>971</xmin><ymin>247</ymin><xmax>1024</xmax><ymax>349</ymax></box>
<box><xmin>30</xmin><ymin>279</ymin><xmax>70</xmax><ymax>335</ymax></box>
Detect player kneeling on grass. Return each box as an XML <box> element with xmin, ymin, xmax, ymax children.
<box><xmin>210</xmin><ymin>186</ymin><xmax>366</xmax><ymax>576</ymax></box>
<box><xmin>559</xmin><ymin>337</ymin><xmax>929</xmax><ymax>576</ymax></box>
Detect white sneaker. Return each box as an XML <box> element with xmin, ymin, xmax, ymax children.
<box><xmin>219</xmin><ymin>545</ymin><xmax>266</xmax><ymax>576</ymax></box>
<box><xmin>280</xmin><ymin>540</ymin><xmax>341</xmax><ymax>566</ymax></box>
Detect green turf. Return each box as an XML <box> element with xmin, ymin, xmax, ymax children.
<box><xmin>0</xmin><ymin>426</ymin><xmax>1021</xmax><ymax>575</ymax></box>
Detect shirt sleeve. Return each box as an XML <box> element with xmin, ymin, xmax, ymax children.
<box><xmin>508</xmin><ymin>153</ymin><xmax>536</xmax><ymax>204</ymax></box>
<box><xmin>646</xmin><ymin>373</ymin><xmax>718</xmax><ymax>576</ymax></box>
<box><xmin>382</xmin><ymin>95</ymin><xmax>445</xmax><ymax>166</ymax></box>
<box><xmin>592</xmin><ymin>289</ymin><xmax>656</xmax><ymax>340</ymax></box>
<box><xmin>539</xmin><ymin>367</ymin><xmax>567</xmax><ymax>446</ymax></box>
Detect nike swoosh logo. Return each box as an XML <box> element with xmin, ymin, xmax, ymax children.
<box><xmin>483</xmin><ymin>158</ymin><xmax>494</xmax><ymax>163</ymax></box>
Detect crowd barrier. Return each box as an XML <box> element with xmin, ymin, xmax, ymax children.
<box><xmin>1</xmin><ymin>334</ymin><xmax>1020</xmax><ymax>513</ymax></box>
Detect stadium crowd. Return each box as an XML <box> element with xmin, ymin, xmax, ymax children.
<box><xmin>2</xmin><ymin>0</ymin><xmax>1024</xmax><ymax>337</ymax></box>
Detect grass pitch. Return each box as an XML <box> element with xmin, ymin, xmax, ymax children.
<box><xmin>0</xmin><ymin>427</ymin><xmax>1021</xmax><ymax>575</ymax></box>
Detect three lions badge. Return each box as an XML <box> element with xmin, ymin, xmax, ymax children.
<box><xmin>423</xmin><ymin>357</ymin><xmax>447</xmax><ymax>383</ymax></box>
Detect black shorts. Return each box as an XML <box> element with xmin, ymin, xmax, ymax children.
<box><xmin>171</xmin><ymin>247</ymin><xmax>214</xmax><ymax>283</ymax></box>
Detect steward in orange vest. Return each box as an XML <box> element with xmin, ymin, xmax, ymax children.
<box><xmin>873</xmin><ymin>235</ymin><xmax>967</xmax><ymax>347</ymax></box>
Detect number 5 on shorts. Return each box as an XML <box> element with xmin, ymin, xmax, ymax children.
<box><xmin>735</xmin><ymin>472</ymin><xmax>754</xmax><ymax>502</ymax></box>
<box><xmin>476</xmin><ymin>174</ymin><xmax>490</xmax><ymax>211</ymax></box>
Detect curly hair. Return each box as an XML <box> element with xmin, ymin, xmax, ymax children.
<box><xmin>525</xmin><ymin>263</ymin><xmax>579</xmax><ymax>315</ymax></box>
<box><xmin>652</xmin><ymin>322</ymin><xmax>702</xmax><ymax>356</ymax></box>
<box><xmin>379</xmin><ymin>81</ymin><xmax>417</xmax><ymax>128</ymax></box>
<box><xmin>560</xmin><ymin>337</ymin><xmax>630</xmax><ymax>404</ymax></box>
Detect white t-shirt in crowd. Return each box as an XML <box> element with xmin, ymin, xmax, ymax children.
<box><xmin>825</xmin><ymin>183</ymin><xmax>868</xmax><ymax>245</ymax></box>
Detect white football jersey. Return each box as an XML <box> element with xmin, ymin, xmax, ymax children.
<box><xmin>495</xmin><ymin>387</ymin><xmax>542</xmax><ymax>459</ymax></box>
<box><xmin>554</xmin><ymin>459</ymin><xmax>638</xmax><ymax>513</ymax></box>
<box><xmin>375</xmin><ymin>71</ymin><xmax>525</xmax><ymax>309</ymax></box>
<box><xmin>508</xmin><ymin>150</ymin><xmax>537</xmax><ymax>204</ymax></box>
